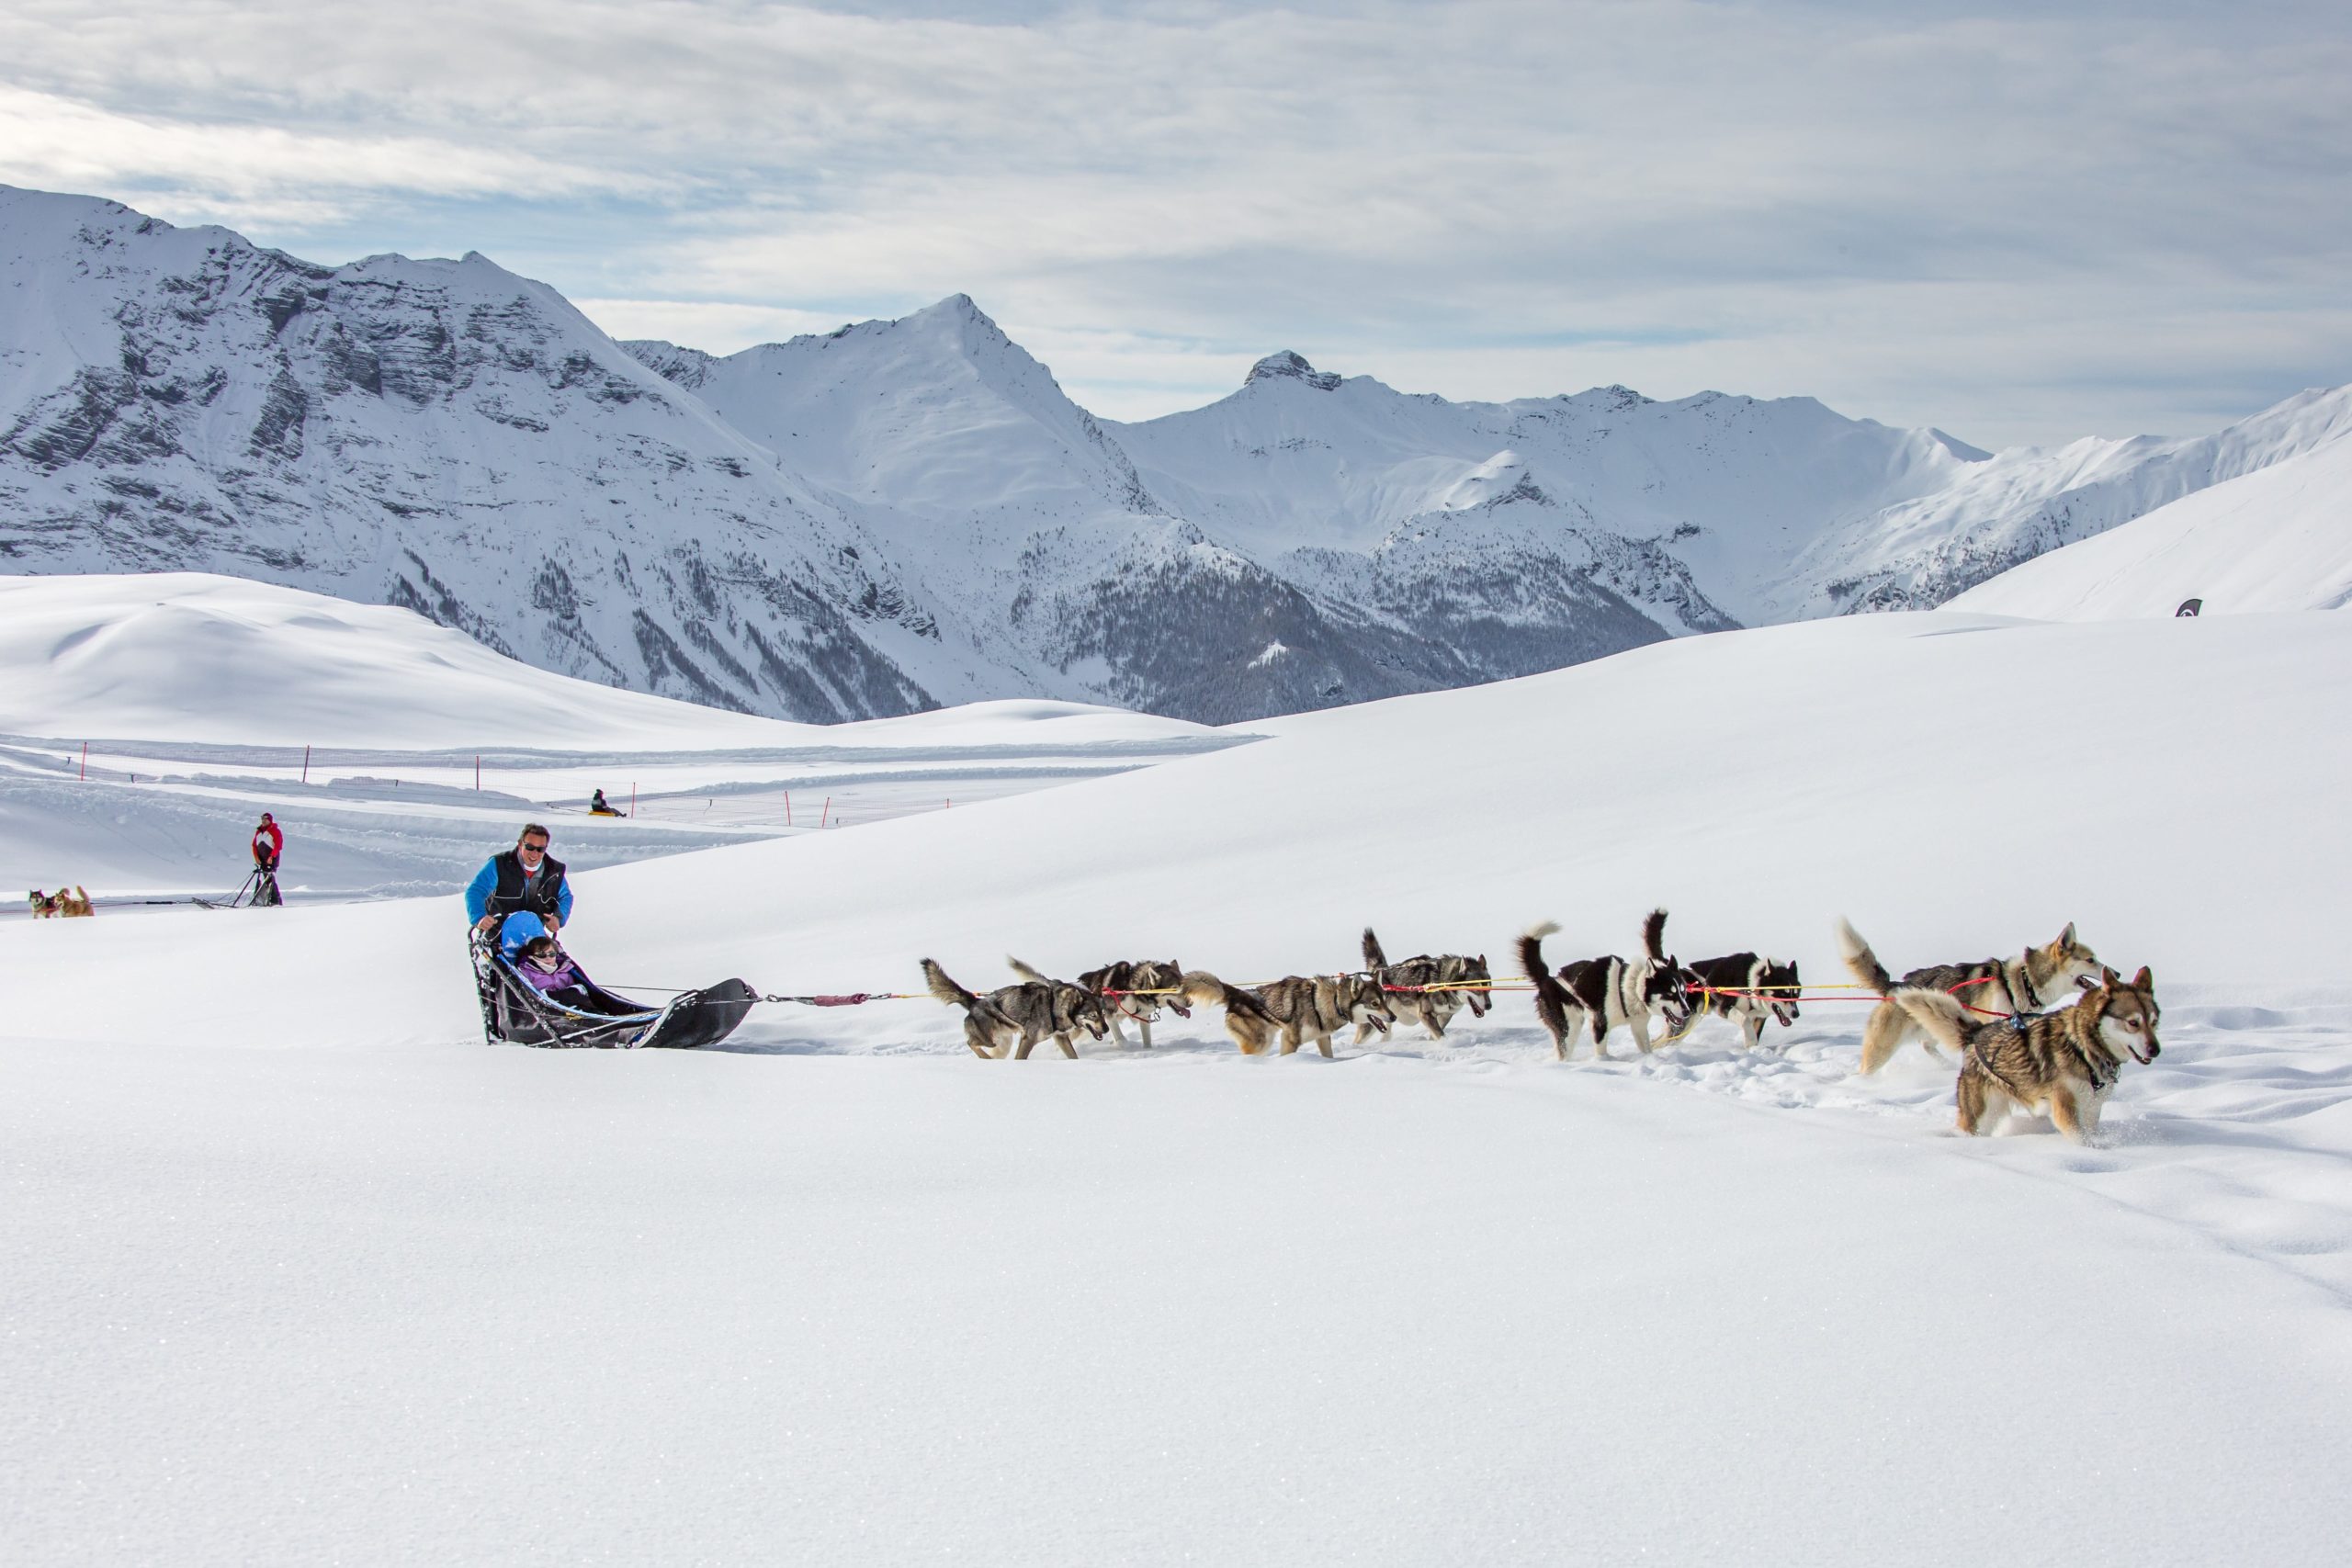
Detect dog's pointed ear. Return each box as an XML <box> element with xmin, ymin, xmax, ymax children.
<box><xmin>2099</xmin><ymin>965</ymin><xmax>2120</xmax><ymax>989</ymax></box>
<box><xmin>2132</xmin><ymin>964</ymin><xmax>2153</xmax><ymax>991</ymax></box>
<box><xmin>2059</xmin><ymin>920</ymin><xmax>2077</xmax><ymax>948</ymax></box>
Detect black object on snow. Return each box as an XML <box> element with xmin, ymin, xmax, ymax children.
<box><xmin>2176</xmin><ymin>598</ymin><xmax>2203</xmax><ymax>617</ymax></box>
<box><xmin>469</xmin><ymin>932</ymin><xmax>755</xmax><ymax>1050</ymax></box>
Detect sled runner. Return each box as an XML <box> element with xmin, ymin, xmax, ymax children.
<box><xmin>469</xmin><ymin>931</ymin><xmax>755</xmax><ymax>1050</ymax></box>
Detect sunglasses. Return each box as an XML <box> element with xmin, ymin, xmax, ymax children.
<box><xmin>520</xmin><ymin>840</ymin><xmax>549</xmax><ymax>852</ymax></box>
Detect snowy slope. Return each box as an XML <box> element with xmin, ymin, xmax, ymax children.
<box><xmin>0</xmin><ymin>572</ymin><xmax>1235</xmax><ymax>897</ymax></box>
<box><xmin>1789</xmin><ymin>384</ymin><xmax>2352</xmax><ymax>617</ymax></box>
<box><xmin>1947</xmin><ymin>424</ymin><xmax>2352</xmax><ymax>618</ymax></box>
<box><xmin>0</xmin><ymin>571</ymin><xmax>831</xmax><ymax>748</ymax></box>
<box><xmin>6</xmin><ymin>609</ymin><xmax>2352</xmax><ymax>1563</ymax></box>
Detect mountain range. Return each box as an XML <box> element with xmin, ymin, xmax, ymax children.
<box><xmin>4</xmin><ymin>184</ymin><xmax>2345</xmax><ymax>723</ymax></box>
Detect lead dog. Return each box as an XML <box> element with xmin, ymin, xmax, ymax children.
<box><xmin>922</xmin><ymin>958</ymin><xmax>1111</xmax><ymax>1059</ymax></box>
<box><xmin>1361</xmin><ymin>929</ymin><xmax>1493</xmax><ymax>1041</ymax></box>
<box><xmin>1077</xmin><ymin>958</ymin><xmax>1189</xmax><ymax>1047</ymax></box>
<box><xmin>1252</xmin><ymin>973</ymin><xmax>1394</xmax><ymax>1057</ymax></box>
<box><xmin>1684</xmin><ymin>953</ymin><xmax>1802</xmax><ymax>1051</ymax></box>
<box><xmin>1892</xmin><ymin>964</ymin><xmax>2160</xmax><ymax>1143</ymax></box>
<box><xmin>1518</xmin><ymin>911</ymin><xmax>1692</xmax><ymax>1060</ymax></box>
<box><xmin>1837</xmin><ymin>918</ymin><xmax>2100</xmax><ymax>1074</ymax></box>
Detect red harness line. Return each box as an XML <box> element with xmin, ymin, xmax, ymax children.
<box><xmin>1685</xmin><ymin>975</ymin><xmax>2012</xmax><ymax>1018</ymax></box>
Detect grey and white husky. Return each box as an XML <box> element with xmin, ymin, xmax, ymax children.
<box><xmin>1360</xmin><ymin>928</ymin><xmax>1493</xmax><ymax>1042</ymax></box>
<box><xmin>1517</xmin><ymin>910</ymin><xmax>1692</xmax><ymax>1060</ymax></box>
<box><xmin>1893</xmin><ymin>964</ymin><xmax>2159</xmax><ymax>1143</ymax></box>
<box><xmin>922</xmin><ymin>957</ymin><xmax>1112</xmax><ymax>1059</ymax></box>
<box><xmin>1252</xmin><ymin>973</ymin><xmax>1395</xmax><ymax>1057</ymax></box>
<box><xmin>1836</xmin><ymin>918</ymin><xmax>2100</xmax><ymax>1075</ymax></box>
<box><xmin>1076</xmin><ymin>958</ymin><xmax>1189</xmax><ymax>1048</ymax></box>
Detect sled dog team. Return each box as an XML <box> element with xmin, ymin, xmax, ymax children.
<box><xmin>922</xmin><ymin>908</ymin><xmax>2162</xmax><ymax>1145</ymax></box>
<box><xmin>28</xmin><ymin>886</ymin><xmax>96</xmax><ymax>918</ymax></box>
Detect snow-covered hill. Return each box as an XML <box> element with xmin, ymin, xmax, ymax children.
<box><xmin>0</xmin><ymin>572</ymin><xmax>1237</xmax><ymax>897</ymax></box>
<box><xmin>0</xmin><ymin>571</ymin><xmax>829</xmax><ymax>748</ymax></box>
<box><xmin>8</xmin><ymin>182</ymin><xmax>2346</xmax><ymax>725</ymax></box>
<box><xmin>1794</xmin><ymin>384</ymin><xmax>2352</xmax><ymax>616</ymax></box>
<box><xmin>1946</xmin><ymin>421</ymin><xmax>2352</xmax><ymax>618</ymax></box>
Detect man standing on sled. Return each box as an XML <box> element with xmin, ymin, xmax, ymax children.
<box><xmin>467</xmin><ymin>822</ymin><xmax>572</xmax><ymax>937</ymax></box>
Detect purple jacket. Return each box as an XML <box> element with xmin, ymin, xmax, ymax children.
<box><xmin>517</xmin><ymin>957</ymin><xmax>584</xmax><ymax>993</ymax></box>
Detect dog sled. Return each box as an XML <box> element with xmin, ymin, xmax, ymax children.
<box><xmin>469</xmin><ymin>931</ymin><xmax>756</xmax><ymax>1050</ymax></box>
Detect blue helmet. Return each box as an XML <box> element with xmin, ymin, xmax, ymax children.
<box><xmin>499</xmin><ymin>911</ymin><xmax>548</xmax><ymax>958</ymax></box>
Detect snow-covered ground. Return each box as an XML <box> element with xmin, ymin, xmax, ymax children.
<box><xmin>6</xmin><ymin>604</ymin><xmax>2351</xmax><ymax>1563</ymax></box>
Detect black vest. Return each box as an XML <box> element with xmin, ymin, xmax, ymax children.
<box><xmin>486</xmin><ymin>848</ymin><xmax>569</xmax><ymax>920</ymax></box>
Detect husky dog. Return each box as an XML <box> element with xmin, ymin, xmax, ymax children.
<box><xmin>28</xmin><ymin>889</ymin><xmax>59</xmax><ymax>918</ymax></box>
<box><xmin>1076</xmin><ymin>958</ymin><xmax>1189</xmax><ymax>1048</ymax></box>
<box><xmin>1516</xmin><ymin>911</ymin><xmax>1691</xmax><ymax>1060</ymax></box>
<box><xmin>1892</xmin><ymin>965</ymin><xmax>2160</xmax><ymax>1143</ymax></box>
<box><xmin>42</xmin><ymin>885</ymin><xmax>96</xmax><ymax>918</ymax></box>
<box><xmin>921</xmin><ymin>958</ymin><xmax>1111</xmax><ymax>1059</ymax></box>
<box><xmin>1176</xmin><ymin>971</ymin><xmax>1286</xmax><ymax>1055</ymax></box>
<box><xmin>1360</xmin><ymin>929</ymin><xmax>1493</xmax><ymax>1041</ymax></box>
<box><xmin>1685</xmin><ymin>953</ymin><xmax>1803</xmax><ymax>1051</ymax></box>
<box><xmin>1252</xmin><ymin>974</ymin><xmax>1395</xmax><ymax>1057</ymax></box>
<box><xmin>1837</xmin><ymin>918</ymin><xmax>2101</xmax><ymax>1075</ymax></box>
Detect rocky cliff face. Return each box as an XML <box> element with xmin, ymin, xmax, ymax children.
<box><xmin>6</xmin><ymin>184</ymin><xmax>2335</xmax><ymax>724</ymax></box>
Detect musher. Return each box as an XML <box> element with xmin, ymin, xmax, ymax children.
<box><xmin>250</xmin><ymin>812</ymin><xmax>285</xmax><ymax>908</ymax></box>
<box><xmin>467</xmin><ymin>822</ymin><xmax>572</xmax><ymax>939</ymax></box>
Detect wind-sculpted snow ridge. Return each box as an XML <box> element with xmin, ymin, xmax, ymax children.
<box><xmin>8</xmin><ymin>181</ymin><xmax>2348</xmax><ymax>727</ymax></box>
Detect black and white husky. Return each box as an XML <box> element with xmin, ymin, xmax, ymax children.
<box><xmin>1684</xmin><ymin>953</ymin><xmax>1803</xmax><ymax>1050</ymax></box>
<box><xmin>1517</xmin><ymin>910</ymin><xmax>1692</xmax><ymax>1061</ymax></box>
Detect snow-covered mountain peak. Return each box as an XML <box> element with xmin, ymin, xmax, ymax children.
<box><xmin>1247</xmin><ymin>351</ymin><xmax>1341</xmax><ymax>391</ymax></box>
<box><xmin>8</xmin><ymin>181</ymin><xmax>2344</xmax><ymax>728</ymax></box>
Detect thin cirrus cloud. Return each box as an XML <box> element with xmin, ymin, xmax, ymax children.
<box><xmin>0</xmin><ymin>0</ymin><xmax>2346</xmax><ymax>448</ymax></box>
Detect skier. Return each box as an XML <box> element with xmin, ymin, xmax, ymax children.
<box><xmin>250</xmin><ymin>813</ymin><xmax>285</xmax><ymax>908</ymax></box>
<box><xmin>467</xmin><ymin>823</ymin><xmax>572</xmax><ymax>937</ymax></box>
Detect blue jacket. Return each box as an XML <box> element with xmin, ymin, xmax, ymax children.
<box><xmin>465</xmin><ymin>849</ymin><xmax>574</xmax><ymax>926</ymax></box>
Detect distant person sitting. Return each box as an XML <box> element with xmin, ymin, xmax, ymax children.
<box><xmin>467</xmin><ymin>823</ymin><xmax>571</xmax><ymax>938</ymax></box>
<box><xmin>589</xmin><ymin>788</ymin><xmax>622</xmax><ymax>817</ymax></box>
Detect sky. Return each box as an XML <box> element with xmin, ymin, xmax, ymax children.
<box><xmin>2</xmin><ymin>0</ymin><xmax>2346</xmax><ymax>450</ymax></box>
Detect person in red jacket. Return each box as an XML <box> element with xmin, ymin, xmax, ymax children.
<box><xmin>252</xmin><ymin>814</ymin><xmax>284</xmax><ymax>871</ymax></box>
<box><xmin>249</xmin><ymin>813</ymin><xmax>285</xmax><ymax>908</ymax></box>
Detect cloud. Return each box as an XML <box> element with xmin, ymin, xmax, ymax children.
<box><xmin>0</xmin><ymin>1</ymin><xmax>2346</xmax><ymax>446</ymax></box>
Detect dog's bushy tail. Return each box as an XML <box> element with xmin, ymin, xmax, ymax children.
<box><xmin>1362</xmin><ymin>927</ymin><xmax>1389</xmax><ymax>972</ymax></box>
<box><xmin>1834</xmin><ymin>916</ymin><xmax>1896</xmax><ymax>995</ymax></box>
<box><xmin>1184</xmin><ymin>969</ymin><xmax>1275</xmax><ymax>1021</ymax></box>
<box><xmin>1518</xmin><ymin>921</ymin><xmax>1573</xmax><ymax>1055</ymax></box>
<box><xmin>1642</xmin><ymin>908</ymin><xmax>1670</xmax><ymax>964</ymax></box>
<box><xmin>922</xmin><ymin>958</ymin><xmax>977</xmax><ymax>1009</ymax></box>
<box><xmin>1006</xmin><ymin>956</ymin><xmax>1050</xmax><ymax>985</ymax></box>
<box><xmin>1888</xmin><ymin>987</ymin><xmax>1970</xmax><ymax>1055</ymax></box>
